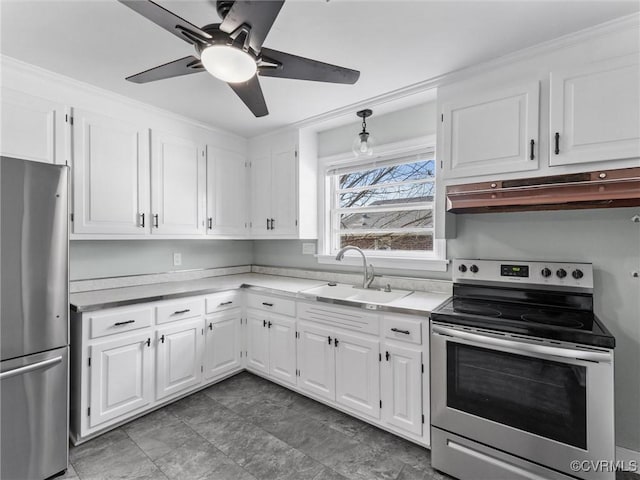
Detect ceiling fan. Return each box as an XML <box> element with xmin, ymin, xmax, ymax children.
<box><xmin>118</xmin><ymin>0</ymin><xmax>360</xmax><ymax>117</ymax></box>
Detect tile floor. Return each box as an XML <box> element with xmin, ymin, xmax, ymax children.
<box><xmin>63</xmin><ymin>372</ymin><xmax>450</xmax><ymax>480</ymax></box>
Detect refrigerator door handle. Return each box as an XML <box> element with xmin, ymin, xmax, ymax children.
<box><xmin>0</xmin><ymin>356</ymin><xmax>63</xmax><ymax>380</ymax></box>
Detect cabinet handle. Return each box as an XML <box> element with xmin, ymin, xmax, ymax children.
<box><xmin>271</xmin><ymin>218</ymin><xmax>275</xmax><ymax>230</ymax></box>
<box><xmin>114</xmin><ymin>320</ymin><xmax>135</xmax><ymax>326</ymax></box>
<box><xmin>529</xmin><ymin>139</ymin><xmax>535</xmax><ymax>160</ymax></box>
<box><xmin>173</xmin><ymin>309</ymin><xmax>190</xmax><ymax>315</ymax></box>
<box><xmin>268</xmin><ymin>321</ymin><xmax>272</xmax><ymax>328</ymax></box>
<box><xmin>262</xmin><ymin>302</ymin><xmax>273</xmax><ymax>307</ymax></box>
<box><xmin>146</xmin><ymin>338</ymin><xmax>151</xmax><ymax>347</ymax></box>
<box><xmin>153</xmin><ymin>214</ymin><xmax>159</xmax><ymax>228</ymax></box>
<box><xmin>554</xmin><ymin>132</ymin><xmax>560</xmax><ymax>155</ymax></box>
<box><xmin>266</xmin><ymin>218</ymin><xmax>271</xmax><ymax>230</ymax></box>
<box><xmin>208</xmin><ymin>217</ymin><xmax>213</xmax><ymax>230</ymax></box>
<box><xmin>140</xmin><ymin>213</ymin><xmax>145</xmax><ymax>228</ymax></box>
<box><xmin>391</xmin><ymin>328</ymin><xmax>410</xmax><ymax>335</ymax></box>
<box><xmin>209</xmin><ymin>322</ymin><xmax>213</xmax><ymax>331</ymax></box>
<box><xmin>328</xmin><ymin>336</ymin><xmax>332</xmax><ymax>345</ymax></box>
<box><xmin>219</xmin><ymin>301</ymin><xmax>233</xmax><ymax>306</ymax></box>
<box><xmin>263</xmin><ymin>319</ymin><xmax>267</xmax><ymax>327</ymax></box>
<box><xmin>160</xmin><ymin>334</ymin><xmax>165</xmax><ymax>343</ymax></box>
<box><xmin>334</xmin><ymin>338</ymin><xmax>339</xmax><ymax>347</ymax></box>
<box><xmin>385</xmin><ymin>351</ymin><xmax>390</xmax><ymax>361</ymax></box>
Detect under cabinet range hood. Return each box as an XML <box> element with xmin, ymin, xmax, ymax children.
<box><xmin>446</xmin><ymin>167</ymin><xmax>640</xmax><ymax>213</ymax></box>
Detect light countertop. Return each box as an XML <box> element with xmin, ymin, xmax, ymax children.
<box><xmin>70</xmin><ymin>273</ymin><xmax>451</xmax><ymax>316</ymax></box>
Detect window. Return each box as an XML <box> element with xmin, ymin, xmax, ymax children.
<box><xmin>320</xmin><ymin>144</ymin><xmax>445</xmax><ymax>270</ymax></box>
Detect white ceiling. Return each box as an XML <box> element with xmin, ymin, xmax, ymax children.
<box><xmin>1</xmin><ymin>0</ymin><xmax>638</xmax><ymax>138</ymax></box>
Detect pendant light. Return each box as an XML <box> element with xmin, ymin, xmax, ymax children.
<box><xmin>352</xmin><ymin>109</ymin><xmax>375</xmax><ymax>157</ymax></box>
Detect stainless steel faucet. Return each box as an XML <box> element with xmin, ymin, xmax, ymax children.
<box><xmin>335</xmin><ymin>245</ymin><xmax>375</xmax><ymax>289</ymax></box>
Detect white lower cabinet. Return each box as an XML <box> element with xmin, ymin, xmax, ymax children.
<box><xmin>156</xmin><ymin>317</ymin><xmax>204</xmax><ymax>400</ymax></box>
<box><xmin>297</xmin><ymin>322</ymin><xmax>335</xmax><ymax>402</ymax></box>
<box><xmin>204</xmin><ymin>309</ymin><xmax>242</xmax><ymax>380</ymax></box>
<box><xmin>88</xmin><ymin>332</ymin><xmax>154</xmax><ymax>429</ymax></box>
<box><xmin>245</xmin><ymin>307</ymin><xmax>296</xmax><ymax>386</ymax></box>
<box><xmin>381</xmin><ymin>343</ymin><xmax>423</xmax><ymax>436</ymax></box>
<box><xmin>334</xmin><ymin>331</ymin><xmax>380</xmax><ymax>419</ymax></box>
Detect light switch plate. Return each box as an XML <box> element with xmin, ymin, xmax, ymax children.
<box><xmin>173</xmin><ymin>252</ymin><xmax>182</xmax><ymax>266</ymax></box>
<box><xmin>302</xmin><ymin>243</ymin><xmax>316</xmax><ymax>255</ymax></box>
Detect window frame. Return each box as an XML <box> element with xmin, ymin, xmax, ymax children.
<box><xmin>317</xmin><ymin>136</ymin><xmax>448</xmax><ymax>272</ymax></box>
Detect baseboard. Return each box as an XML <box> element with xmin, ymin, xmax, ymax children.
<box><xmin>617</xmin><ymin>446</ymin><xmax>640</xmax><ymax>471</ymax></box>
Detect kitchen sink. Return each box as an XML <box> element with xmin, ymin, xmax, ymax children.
<box><xmin>347</xmin><ymin>289</ymin><xmax>411</xmax><ymax>304</ymax></box>
<box><xmin>300</xmin><ymin>283</ymin><xmax>412</xmax><ymax>305</ymax></box>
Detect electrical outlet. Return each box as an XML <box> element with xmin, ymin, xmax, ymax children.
<box><xmin>302</xmin><ymin>243</ymin><xmax>316</xmax><ymax>255</ymax></box>
<box><xmin>173</xmin><ymin>252</ymin><xmax>182</xmax><ymax>266</ymax></box>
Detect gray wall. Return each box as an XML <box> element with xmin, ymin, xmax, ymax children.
<box><xmin>253</xmin><ymin>207</ymin><xmax>640</xmax><ymax>451</ymax></box>
<box><xmin>70</xmin><ymin>240</ymin><xmax>253</xmax><ymax>280</ymax></box>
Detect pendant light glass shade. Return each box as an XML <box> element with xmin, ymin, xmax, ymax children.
<box><xmin>352</xmin><ymin>109</ymin><xmax>375</xmax><ymax>157</ymax></box>
<box><xmin>352</xmin><ymin>131</ymin><xmax>376</xmax><ymax>157</ymax></box>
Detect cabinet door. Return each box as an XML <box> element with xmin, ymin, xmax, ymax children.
<box><xmin>89</xmin><ymin>332</ymin><xmax>153</xmax><ymax>428</ymax></box>
<box><xmin>73</xmin><ymin>109</ymin><xmax>149</xmax><ymax>234</ymax></box>
<box><xmin>206</xmin><ymin>147</ymin><xmax>247</xmax><ymax>236</ymax></box>
<box><xmin>381</xmin><ymin>343</ymin><xmax>422</xmax><ymax>436</ymax></box>
<box><xmin>442</xmin><ymin>82</ymin><xmax>539</xmax><ymax>179</ymax></box>
<box><xmin>204</xmin><ymin>309</ymin><xmax>242</xmax><ymax>380</ymax></box>
<box><xmin>245</xmin><ymin>310</ymin><xmax>269</xmax><ymax>374</ymax></box>
<box><xmin>550</xmin><ymin>55</ymin><xmax>640</xmax><ymax>166</ymax></box>
<box><xmin>0</xmin><ymin>88</ymin><xmax>65</xmax><ymax>164</ymax></box>
<box><xmin>297</xmin><ymin>322</ymin><xmax>335</xmax><ymax>402</ymax></box>
<box><xmin>270</xmin><ymin>145</ymin><xmax>297</xmax><ymax>235</ymax></box>
<box><xmin>250</xmin><ymin>154</ymin><xmax>272</xmax><ymax>235</ymax></box>
<box><xmin>334</xmin><ymin>331</ymin><xmax>380</xmax><ymax>419</ymax></box>
<box><xmin>268</xmin><ymin>314</ymin><xmax>296</xmax><ymax>386</ymax></box>
<box><xmin>156</xmin><ymin>317</ymin><xmax>204</xmax><ymax>400</ymax></box>
<box><xmin>151</xmin><ymin>131</ymin><xmax>206</xmax><ymax>235</ymax></box>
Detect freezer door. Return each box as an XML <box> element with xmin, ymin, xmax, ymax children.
<box><xmin>1</xmin><ymin>157</ymin><xmax>69</xmax><ymax>360</ymax></box>
<box><xmin>1</xmin><ymin>346</ymin><xmax>69</xmax><ymax>479</ymax></box>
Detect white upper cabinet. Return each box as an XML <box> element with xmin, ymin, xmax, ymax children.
<box><xmin>442</xmin><ymin>82</ymin><xmax>540</xmax><ymax>179</ymax></box>
<box><xmin>206</xmin><ymin>146</ymin><xmax>248</xmax><ymax>236</ymax></box>
<box><xmin>549</xmin><ymin>55</ymin><xmax>640</xmax><ymax>167</ymax></box>
<box><xmin>72</xmin><ymin>109</ymin><xmax>150</xmax><ymax>235</ymax></box>
<box><xmin>249</xmin><ymin>129</ymin><xmax>318</xmax><ymax>239</ymax></box>
<box><xmin>0</xmin><ymin>88</ymin><xmax>66</xmax><ymax>165</ymax></box>
<box><xmin>151</xmin><ymin>131</ymin><xmax>206</xmax><ymax>235</ymax></box>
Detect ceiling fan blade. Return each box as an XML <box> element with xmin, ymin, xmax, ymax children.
<box><xmin>219</xmin><ymin>1</ymin><xmax>284</xmax><ymax>53</ymax></box>
<box><xmin>228</xmin><ymin>76</ymin><xmax>269</xmax><ymax>117</ymax></box>
<box><xmin>126</xmin><ymin>56</ymin><xmax>204</xmax><ymax>84</ymax></box>
<box><xmin>118</xmin><ymin>0</ymin><xmax>211</xmax><ymax>45</ymax></box>
<box><xmin>258</xmin><ymin>48</ymin><xmax>360</xmax><ymax>84</ymax></box>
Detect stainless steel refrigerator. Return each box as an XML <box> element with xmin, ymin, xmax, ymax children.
<box><xmin>1</xmin><ymin>157</ymin><xmax>69</xmax><ymax>479</ymax></box>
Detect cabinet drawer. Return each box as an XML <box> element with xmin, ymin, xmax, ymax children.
<box><xmin>155</xmin><ymin>298</ymin><xmax>204</xmax><ymax>325</ymax></box>
<box><xmin>205</xmin><ymin>291</ymin><xmax>239</xmax><ymax>314</ymax></box>
<box><xmin>382</xmin><ymin>315</ymin><xmax>423</xmax><ymax>344</ymax></box>
<box><xmin>88</xmin><ymin>306</ymin><xmax>153</xmax><ymax>339</ymax></box>
<box><xmin>246</xmin><ymin>293</ymin><xmax>295</xmax><ymax>317</ymax></box>
<box><xmin>298</xmin><ymin>301</ymin><xmax>379</xmax><ymax>335</ymax></box>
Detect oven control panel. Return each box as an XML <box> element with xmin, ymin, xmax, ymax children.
<box><xmin>453</xmin><ymin>259</ymin><xmax>593</xmax><ymax>289</ymax></box>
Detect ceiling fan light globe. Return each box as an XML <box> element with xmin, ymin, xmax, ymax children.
<box><xmin>201</xmin><ymin>45</ymin><xmax>257</xmax><ymax>83</ymax></box>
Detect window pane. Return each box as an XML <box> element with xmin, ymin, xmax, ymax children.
<box><xmin>338</xmin><ymin>160</ymin><xmax>435</xmax><ymax>190</ymax></box>
<box><xmin>339</xmin><ymin>181</ymin><xmax>434</xmax><ymax>208</ymax></box>
<box><xmin>340</xmin><ymin>233</ymin><xmax>434</xmax><ymax>251</ymax></box>
<box><xmin>340</xmin><ymin>209</ymin><xmax>433</xmax><ymax>230</ymax></box>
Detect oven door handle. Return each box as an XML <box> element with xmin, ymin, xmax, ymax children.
<box><xmin>432</xmin><ymin>325</ymin><xmax>611</xmax><ymax>363</ymax></box>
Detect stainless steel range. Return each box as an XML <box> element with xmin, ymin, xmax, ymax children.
<box><xmin>430</xmin><ymin>259</ymin><xmax>616</xmax><ymax>480</ymax></box>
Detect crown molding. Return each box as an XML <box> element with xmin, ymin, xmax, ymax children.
<box><xmin>291</xmin><ymin>12</ymin><xmax>640</xmax><ymax>134</ymax></box>
<box><xmin>0</xmin><ymin>54</ymin><xmax>247</xmax><ymax>142</ymax></box>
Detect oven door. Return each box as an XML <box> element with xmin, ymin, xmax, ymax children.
<box><xmin>431</xmin><ymin>322</ymin><xmax>615</xmax><ymax>480</ymax></box>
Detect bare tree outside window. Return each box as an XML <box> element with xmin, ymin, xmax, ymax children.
<box><xmin>330</xmin><ymin>156</ymin><xmax>435</xmax><ymax>253</ymax></box>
